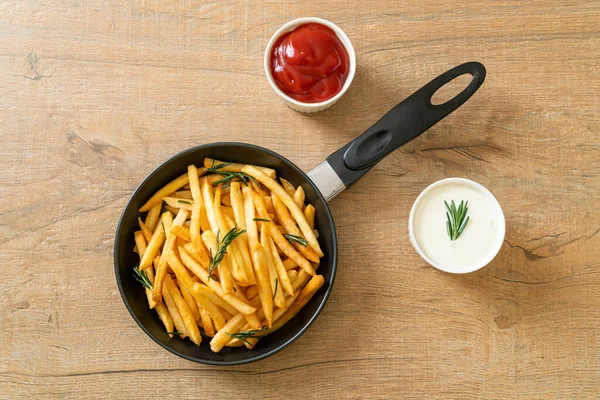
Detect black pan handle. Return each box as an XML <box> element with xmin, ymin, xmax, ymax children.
<box><xmin>326</xmin><ymin>61</ymin><xmax>486</xmax><ymax>188</ymax></box>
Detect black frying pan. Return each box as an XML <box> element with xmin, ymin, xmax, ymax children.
<box><xmin>114</xmin><ymin>62</ymin><xmax>486</xmax><ymax>365</ymax></box>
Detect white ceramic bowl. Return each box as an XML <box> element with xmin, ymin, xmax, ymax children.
<box><xmin>264</xmin><ymin>17</ymin><xmax>356</xmax><ymax>113</ymax></box>
<box><xmin>408</xmin><ymin>178</ymin><xmax>506</xmax><ymax>274</ymax></box>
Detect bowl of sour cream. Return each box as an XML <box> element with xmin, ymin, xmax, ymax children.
<box><xmin>408</xmin><ymin>178</ymin><xmax>505</xmax><ymax>274</ymax></box>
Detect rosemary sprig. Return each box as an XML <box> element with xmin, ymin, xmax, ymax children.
<box><xmin>133</xmin><ymin>265</ymin><xmax>153</xmax><ymax>290</ymax></box>
<box><xmin>226</xmin><ymin>326</ymin><xmax>268</xmax><ymax>346</ymax></box>
<box><xmin>177</xmin><ymin>199</ymin><xmax>192</xmax><ymax>205</ymax></box>
<box><xmin>272</xmin><ymin>278</ymin><xmax>278</xmax><ymax>300</ymax></box>
<box><xmin>283</xmin><ymin>233</ymin><xmax>308</xmax><ymax>247</ymax></box>
<box><xmin>206</xmin><ymin>162</ymin><xmax>254</xmax><ymax>187</ymax></box>
<box><xmin>444</xmin><ymin>200</ymin><xmax>470</xmax><ymax>241</ymax></box>
<box><xmin>253</xmin><ymin>218</ymin><xmax>270</xmax><ymax>222</ymax></box>
<box><xmin>207</xmin><ymin>226</ymin><xmax>247</xmax><ymax>280</ymax></box>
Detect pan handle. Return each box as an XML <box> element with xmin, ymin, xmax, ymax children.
<box><xmin>309</xmin><ymin>62</ymin><xmax>486</xmax><ymax>201</ymax></box>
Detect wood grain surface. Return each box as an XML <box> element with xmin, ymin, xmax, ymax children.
<box><xmin>1</xmin><ymin>1</ymin><xmax>599</xmax><ymax>399</ymax></box>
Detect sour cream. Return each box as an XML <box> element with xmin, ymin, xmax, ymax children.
<box><xmin>409</xmin><ymin>178</ymin><xmax>505</xmax><ymax>273</ymax></box>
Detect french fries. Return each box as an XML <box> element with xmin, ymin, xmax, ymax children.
<box><xmin>242</xmin><ymin>165</ymin><xmax>323</xmax><ymax>257</ymax></box>
<box><xmin>130</xmin><ymin>159</ymin><xmax>325</xmax><ymax>351</ymax></box>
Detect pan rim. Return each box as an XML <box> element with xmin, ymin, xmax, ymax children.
<box><xmin>114</xmin><ymin>142</ymin><xmax>338</xmax><ymax>365</ymax></box>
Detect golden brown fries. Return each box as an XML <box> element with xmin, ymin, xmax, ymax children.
<box><xmin>144</xmin><ymin>203</ymin><xmax>162</xmax><ymax>232</ymax></box>
<box><xmin>293</xmin><ymin>186</ymin><xmax>305</xmax><ymax>209</ymax></box>
<box><xmin>304</xmin><ymin>204</ymin><xmax>316</xmax><ymax>230</ymax></box>
<box><xmin>242</xmin><ymin>165</ymin><xmax>323</xmax><ymax>257</ymax></box>
<box><xmin>139</xmin><ymin>173</ymin><xmax>190</xmax><ymax>212</ymax></box>
<box><xmin>203</xmin><ymin>157</ymin><xmax>277</xmax><ymax>179</ymax></box>
<box><xmin>131</xmin><ymin>159</ymin><xmax>325</xmax><ymax>350</ymax></box>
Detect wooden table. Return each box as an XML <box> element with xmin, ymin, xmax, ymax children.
<box><xmin>1</xmin><ymin>1</ymin><xmax>599</xmax><ymax>398</ymax></box>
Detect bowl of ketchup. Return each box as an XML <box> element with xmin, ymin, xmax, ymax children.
<box><xmin>265</xmin><ymin>18</ymin><xmax>356</xmax><ymax>113</ymax></box>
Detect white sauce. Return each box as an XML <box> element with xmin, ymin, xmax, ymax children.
<box><xmin>410</xmin><ymin>179</ymin><xmax>505</xmax><ymax>273</ymax></box>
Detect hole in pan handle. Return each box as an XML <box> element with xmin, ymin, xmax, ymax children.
<box><xmin>315</xmin><ymin>62</ymin><xmax>485</xmax><ymax>198</ymax></box>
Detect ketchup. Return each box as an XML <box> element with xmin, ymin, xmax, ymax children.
<box><xmin>270</xmin><ymin>23</ymin><xmax>350</xmax><ymax>103</ymax></box>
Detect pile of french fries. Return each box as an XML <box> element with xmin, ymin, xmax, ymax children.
<box><xmin>132</xmin><ymin>158</ymin><xmax>325</xmax><ymax>352</ymax></box>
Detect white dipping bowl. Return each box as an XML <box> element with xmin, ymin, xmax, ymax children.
<box><xmin>408</xmin><ymin>178</ymin><xmax>505</xmax><ymax>274</ymax></box>
<box><xmin>264</xmin><ymin>17</ymin><xmax>356</xmax><ymax>113</ymax></box>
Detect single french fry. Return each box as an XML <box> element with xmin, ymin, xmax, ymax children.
<box><xmin>139</xmin><ymin>215</ymin><xmax>166</xmax><ymax>271</ymax></box>
<box><xmin>202</xmin><ymin>230</ymin><xmax>235</xmax><ymax>294</ymax></box>
<box><xmin>242</xmin><ymin>185</ymin><xmax>259</xmax><ymax>251</ymax></box>
<box><xmin>272</xmin><ymin>195</ymin><xmax>320</xmax><ymax>263</ymax></box>
<box><xmin>201</xmin><ymin>178</ymin><xmax>219</xmax><ymax>233</ymax></box>
<box><xmin>188</xmin><ymin>165</ymin><xmax>211</xmax><ymax>232</ymax></box>
<box><xmin>293</xmin><ymin>186</ymin><xmax>305</xmax><ymax>209</ymax></box>
<box><xmin>163</xmin><ymin>196</ymin><xmax>194</xmax><ymax>211</ymax></box>
<box><xmin>210</xmin><ymin>312</ymin><xmax>247</xmax><ymax>353</ymax></box>
<box><xmin>162</xmin><ymin>280</ymin><xmax>187</xmax><ymax>338</ymax></box>
<box><xmin>138</xmin><ymin>218</ymin><xmax>154</xmax><ymax>243</ymax></box>
<box><xmin>226</xmin><ymin>341</ymin><xmax>245</xmax><ymax>347</ymax></box>
<box><xmin>197</xmin><ymin>304</ymin><xmax>215</xmax><ymax>337</ymax></box>
<box><xmin>304</xmin><ymin>204</ymin><xmax>316</xmax><ymax>230</ymax></box>
<box><xmin>134</xmin><ymin>231</ymin><xmax>157</xmax><ymax>309</ymax></box>
<box><xmin>182</xmin><ymin>183</ymin><xmax>191</xmax><ymax>189</ymax></box>
<box><xmin>154</xmin><ymin>301</ymin><xmax>175</xmax><ymax>336</ymax></box>
<box><xmin>140</xmin><ymin>173</ymin><xmax>189</xmax><ymax>212</ymax></box>
<box><xmin>261</xmin><ymin>229</ymin><xmax>287</xmax><ymax>308</ymax></box>
<box><xmin>179</xmin><ymin>281</ymin><xmax>201</xmax><ymax>322</ymax></box>
<box><xmin>283</xmin><ymin>258</ymin><xmax>297</xmax><ymax>271</ymax></box>
<box><xmin>179</xmin><ymin>247</ymin><xmax>256</xmax><ymax>315</ymax></box>
<box><xmin>279</xmin><ymin>177</ymin><xmax>295</xmax><ymax>196</ymax></box>
<box><xmin>229</xmin><ymin>182</ymin><xmax>246</xmax><ymax>229</ymax></box>
<box><xmin>164</xmin><ymin>274</ymin><xmax>202</xmax><ymax>345</ymax></box>
<box><xmin>172</xmin><ymin>190</ymin><xmax>193</xmax><ymax>200</ymax></box>
<box><xmin>288</xmin><ymin>269</ymin><xmax>298</xmax><ymax>282</ymax></box>
<box><xmin>243</xmin><ymin>166</ymin><xmax>323</xmax><ymax>257</ymax></box>
<box><xmin>170</xmin><ymin>225</ymin><xmax>191</xmax><ymax>241</ymax></box>
<box><xmin>213</xmin><ymin>185</ymin><xmax>248</xmax><ymax>284</ymax></box>
<box><xmin>152</xmin><ymin>210</ymin><xmax>186</xmax><ymax>302</ymax></box>
<box><xmin>251</xmin><ymin>245</ymin><xmax>273</xmax><ymax>328</ymax></box>
<box><xmin>267</xmin><ymin>231</ymin><xmax>294</xmax><ymax>297</ymax></box>
<box><xmin>203</xmin><ymin>158</ymin><xmax>277</xmax><ymax>179</ymax></box>
<box><xmin>145</xmin><ymin>203</ymin><xmax>162</xmax><ymax>232</ymax></box>
<box><xmin>252</xmin><ymin>191</ymin><xmax>315</xmax><ymax>276</ymax></box>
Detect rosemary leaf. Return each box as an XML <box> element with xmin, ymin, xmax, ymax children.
<box><xmin>253</xmin><ymin>218</ymin><xmax>270</xmax><ymax>222</ymax></box>
<box><xmin>177</xmin><ymin>199</ymin><xmax>192</xmax><ymax>205</ymax></box>
<box><xmin>283</xmin><ymin>233</ymin><xmax>308</xmax><ymax>247</ymax></box>
<box><xmin>444</xmin><ymin>199</ymin><xmax>470</xmax><ymax>241</ymax></box>
<box><xmin>133</xmin><ymin>265</ymin><xmax>153</xmax><ymax>290</ymax></box>
<box><xmin>207</xmin><ymin>226</ymin><xmax>246</xmax><ymax>280</ymax></box>
<box><xmin>226</xmin><ymin>326</ymin><xmax>268</xmax><ymax>345</ymax></box>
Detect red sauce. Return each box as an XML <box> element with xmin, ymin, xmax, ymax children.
<box><xmin>270</xmin><ymin>23</ymin><xmax>350</xmax><ymax>103</ymax></box>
